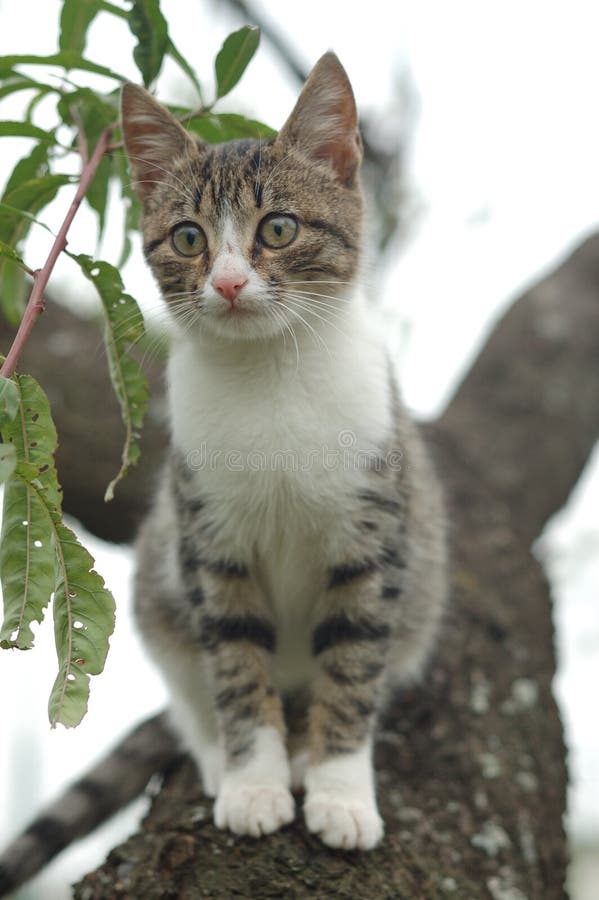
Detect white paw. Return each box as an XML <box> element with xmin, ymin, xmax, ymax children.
<box><xmin>304</xmin><ymin>791</ymin><xmax>384</xmax><ymax>850</ymax></box>
<box><xmin>214</xmin><ymin>783</ymin><xmax>295</xmax><ymax>836</ymax></box>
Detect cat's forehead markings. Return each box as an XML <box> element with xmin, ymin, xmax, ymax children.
<box><xmin>217</xmin><ymin>215</ymin><xmax>246</xmax><ymax>257</ymax></box>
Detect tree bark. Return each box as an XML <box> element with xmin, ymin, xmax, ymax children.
<box><xmin>7</xmin><ymin>235</ymin><xmax>599</xmax><ymax>897</ymax></box>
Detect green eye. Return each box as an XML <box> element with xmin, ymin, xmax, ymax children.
<box><xmin>257</xmin><ymin>214</ymin><xmax>298</xmax><ymax>249</ymax></box>
<box><xmin>171</xmin><ymin>222</ymin><xmax>207</xmax><ymax>257</ymax></box>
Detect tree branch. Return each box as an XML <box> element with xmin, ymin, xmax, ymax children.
<box><xmin>0</xmin><ymin>127</ymin><xmax>112</xmax><ymax>380</ymax></box>
<box><xmin>439</xmin><ymin>232</ymin><xmax>599</xmax><ymax>546</ymax></box>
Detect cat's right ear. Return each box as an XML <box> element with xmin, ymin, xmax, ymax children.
<box><xmin>121</xmin><ymin>84</ymin><xmax>196</xmax><ymax>202</ymax></box>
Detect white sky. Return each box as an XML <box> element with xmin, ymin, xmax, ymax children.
<box><xmin>0</xmin><ymin>0</ymin><xmax>598</xmax><ymax>895</ymax></box>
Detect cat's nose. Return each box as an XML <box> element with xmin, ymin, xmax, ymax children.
<box><xmin>212</xmin><ymin>274</ymin><xmax>249</xmax><ymax>304</ymax></box>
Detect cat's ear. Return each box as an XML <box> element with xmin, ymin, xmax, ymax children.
<box><xmin>276</xmin><ymin>52</ymin><xmax>362</xmax><ymax>185</ymax></box>
<box><xmin>121</xmin><ymin>84</ymin><xmax>197</xmax><ymax>201</ymax></box>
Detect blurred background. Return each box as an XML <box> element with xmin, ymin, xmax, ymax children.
<box><xmin>0</xmin><ymin>0</ymin><xmax>597</xmax><ymax>896</ymax></box>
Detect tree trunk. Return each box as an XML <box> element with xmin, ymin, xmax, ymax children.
<box><xmin>8</xmin><ymin>235</ymin><xmax>599</xmax><ymax>897</ymax></box>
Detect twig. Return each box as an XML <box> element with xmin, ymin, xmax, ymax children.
<box><xmin>0</xmin><ymin>127</ymin><xmax>112</xmax><ymax>380</ymax></box>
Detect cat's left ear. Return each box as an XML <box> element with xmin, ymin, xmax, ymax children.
<box><xmin>276</xmin><ymin>52</ymin><xmax>362</xmax><ymax>186</ymax></box>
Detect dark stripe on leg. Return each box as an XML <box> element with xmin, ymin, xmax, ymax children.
<box><xmin>323</xmin><ymin>660</ymin><xmax>385</xmax><ymax>685</ymax></box>
<box><xmin>381</xmin><ymin>585</ymin><xmax>401</xmax><ymax>600</ymax></box>
<box><xmin>327</xmin><ymin>559</ymin><xmax>377</xmax><ymax>589</ymax></box>
<box><xmin>201</xmin><ymin>614</ymin><xmax>275</xmax><ymax>653</ymax></box>
<box><xmin>216</xmin><ymin>681</ymin><xmax>259</xmax><ymax>709</ymax></box>
<box><xmin>313</xmin><ymin>614</ymin><xmax>390</xmax><ymax>656</ymax></box>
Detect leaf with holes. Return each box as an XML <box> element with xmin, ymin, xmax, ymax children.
<box><xmin>48</xmin><ymin>520</ymin><xmax>115</xmax><ymax>728</ymax></box>
<box><xmin>0</xmin><ymin>374</ymin><xmax>61</xmax><ymax>650</ymax></box>
<box><xmin>0</xmin><ymin>374</ymin><xmax>115</xmax><ymax>726</ymax></box>
<box><xmin>69</xmin><ymin>254</ymin><xmax>148</xmax><ymax>500</ymax></box>
<box><xmin>215</xmin><ymin>26</ymin><xmax>260</xmax><ymax>99</ymax></box>
<box><xmin>128</xmin><ymin>0</ymin><xmax>169</xmax><ymax>87</ymax></box>
<box><xmin>0</xmin><ymin>443</ymin><xmax>16</xmax><ymax>483</ymax></box>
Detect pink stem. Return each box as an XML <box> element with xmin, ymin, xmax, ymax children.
<box><xmin>1</xmin><ymin>126</ymin><xmax>112</xmax><ymax>379</ymax></box>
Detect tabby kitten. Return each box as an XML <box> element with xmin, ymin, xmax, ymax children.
<box><xmin>125</xmin><ymin>52</ymin><xmax>447</xmax><ymax>851</ymax></box>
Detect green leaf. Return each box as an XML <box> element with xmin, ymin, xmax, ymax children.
<box><xmin>0</xmin><ymin>240</ymin><xmax>31</xmax><ymax>275</ymax></box>
<box><xmin>0</xmin><ymin>375</ymin><xmax>61</xmax><ymax>651</ymax></box>
<box><xmin>60</xmin><ymin>0</ymin><xmax>102</xmax><ymax>54</ymax></box>
<box><xmin>0</xmin><ymin>204</ymin><xmax>54</xmax><ymax>238</ymax></box>
<box><xmin>3</xmin><ymin>142</ymin><xmax>49</xmax><ymax>196</ymax></box>
<box><xmin>0</xmin><ymin>373</ymin><xmax>115</xmax><ymax>727</ymax></box>
<box><xmin>0</xmin><ymin>263</ymin><xmax>26</xmax><ymax>325</ymax></box>
<box><xmin>48</xmin><ymin>521</ymin><xmax>115</xmax><ymax>728</ymax></box>
<box><xmin>128</xmin><ymin>0</ymin><xmax>169</xmax><ymax>87</ymax></box>
<box><xmin>0</xmin><ymin>174</ymin><xmax>73</xmax><ymax>324</ymax></box>
<box><xmin>215</xmin><ymin>26</ymin><xmax>260</xmax><ymax>99</ymax></box>
<box><xmin>0</xmin><ymin>443</ymin><xmax>16</xmax><ymax>483</ymax></box>
<box><xmin>0</xmin><ymin>52</ymin><xmax>127</xmax><ymax>82</ymax></box>
<box><xmin>56</xmin><ymin>89</ymin><xmax>118</xmax><ymax>240</ymax></box>
<box><xmin>68</xmin><ymin>254</ymin><xmax>148</xmax><ymax>499</ymax></box>
<box><xmin>113</xmin><ymin>153</ymin><xmax>141</xmax><ymax>268</ymax></box>
<box><xmin>0</xmin><ymin>122</ymin><xmax>56</xmax><ymax>142</ymax></box>
<box><xmin>185</xmin><ymin>112</ymin><xmax>276</xmax><ymax>143</ymax></box>
<box><xmin>86</xmin><ymin>154</ymin><xmax>112</xmax><ymax>240</ymax></box>
<box><xmin>0</xmin><ymin>73</ymin><xmax>59</xmax><ymax>102</ymax></box>
<box><xmin>0</xmin><ymin>375</ymin><xmax>19</xmax><ymax>421</ymax></box>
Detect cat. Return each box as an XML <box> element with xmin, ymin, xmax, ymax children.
<box><xmin>0</xmin><ymin>51</ymin><xmax>446</xmax><ymax>895</ymax></box>
<box><xmin>126</xmin><ymin>50</ymin><xmax>447</xmax><ymax>850</ymax></box>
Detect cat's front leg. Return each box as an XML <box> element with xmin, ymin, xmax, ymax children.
<box><xmin>303</xmin><ymin>566</ymin><xmax>396</xmax><ymax>850</ymax></box>
<box><xmin>200</xmin><ymin>567</ymin><xmax>294</xmax><ymax>838</ymax></box>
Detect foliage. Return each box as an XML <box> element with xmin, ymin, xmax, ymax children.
<box><xmin>0</xmin><ymin>0</ymin><xmax>270</xmax><ymax>726</ymax></box>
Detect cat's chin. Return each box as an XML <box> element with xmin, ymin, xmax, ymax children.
<box><xmin>196</xmin><ymin>309</ymin><xmax>286</xmax><ymax>343</ymax></box>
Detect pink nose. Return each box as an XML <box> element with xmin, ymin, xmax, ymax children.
<box><xmin>212</xmin><ymin>274</ymin><xmax>248</xmax><ymax>304</ymax></box>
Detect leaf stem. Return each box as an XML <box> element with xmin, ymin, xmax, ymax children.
<box><xmin>0</xmin><ymin>126</ymin><xmax>112</xmax><ymax>379</ymax></box>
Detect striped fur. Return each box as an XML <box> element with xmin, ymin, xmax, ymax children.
<box><xmin>129</xmin><ymin>51</ymin><xmax>447</xmax><ymax>851</ymax></box>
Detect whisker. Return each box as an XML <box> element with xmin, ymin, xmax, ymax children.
<box><xmin>281</xmin><ymin>304</ymin><xmax>332</xmax><ymax>362</ymax></box>
<box><xmin>280</xmin><ymin>296</ymin><xmax>351</xmax><ymax>342</ymax></box>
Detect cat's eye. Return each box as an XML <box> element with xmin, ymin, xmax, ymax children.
<box><xmin>171</xmin><ymin>222</ymin><xmax>207</xmax><ymax>257</ymax></box>
<box><xmin>257</xmin><ymin>214</ymin><xmax>298</xmax><ymax>249</ymax></box>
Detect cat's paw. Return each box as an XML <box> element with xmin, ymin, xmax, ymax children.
<box><xmin>304</xmin><ymin>791</ymin><xmax>383</xmax><ymax>850</ymax></box>
<box><xmin>214</xmin><ymin>783</ymin><xmax>295</xmax><ymax>837</ymax></box>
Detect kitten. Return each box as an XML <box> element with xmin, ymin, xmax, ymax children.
<box><xmin>126</xmin><ymin>51</ymin><xmax>447</xmax><ymax>850</ymax></box>
<box><xmin>0</xmin><ymin>53</ymin><xmax>447</xmax><ymax>894</ymax></box>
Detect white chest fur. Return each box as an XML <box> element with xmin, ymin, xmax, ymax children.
<box><xmin>168</xmin><ymin>302</ymin><xmax>390</xmax><ymax>598</ymax></box>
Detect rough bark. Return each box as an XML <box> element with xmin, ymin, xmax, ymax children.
<box><xmin>7</xmin><ymin>234</ymin><xmax>599</xmax><ymax>897</ymax></box>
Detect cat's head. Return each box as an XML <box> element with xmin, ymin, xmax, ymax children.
<box><xmin>122</xmin><ymin>52</ymin><xmax>363</xmax><ymax>342</ymax></box>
